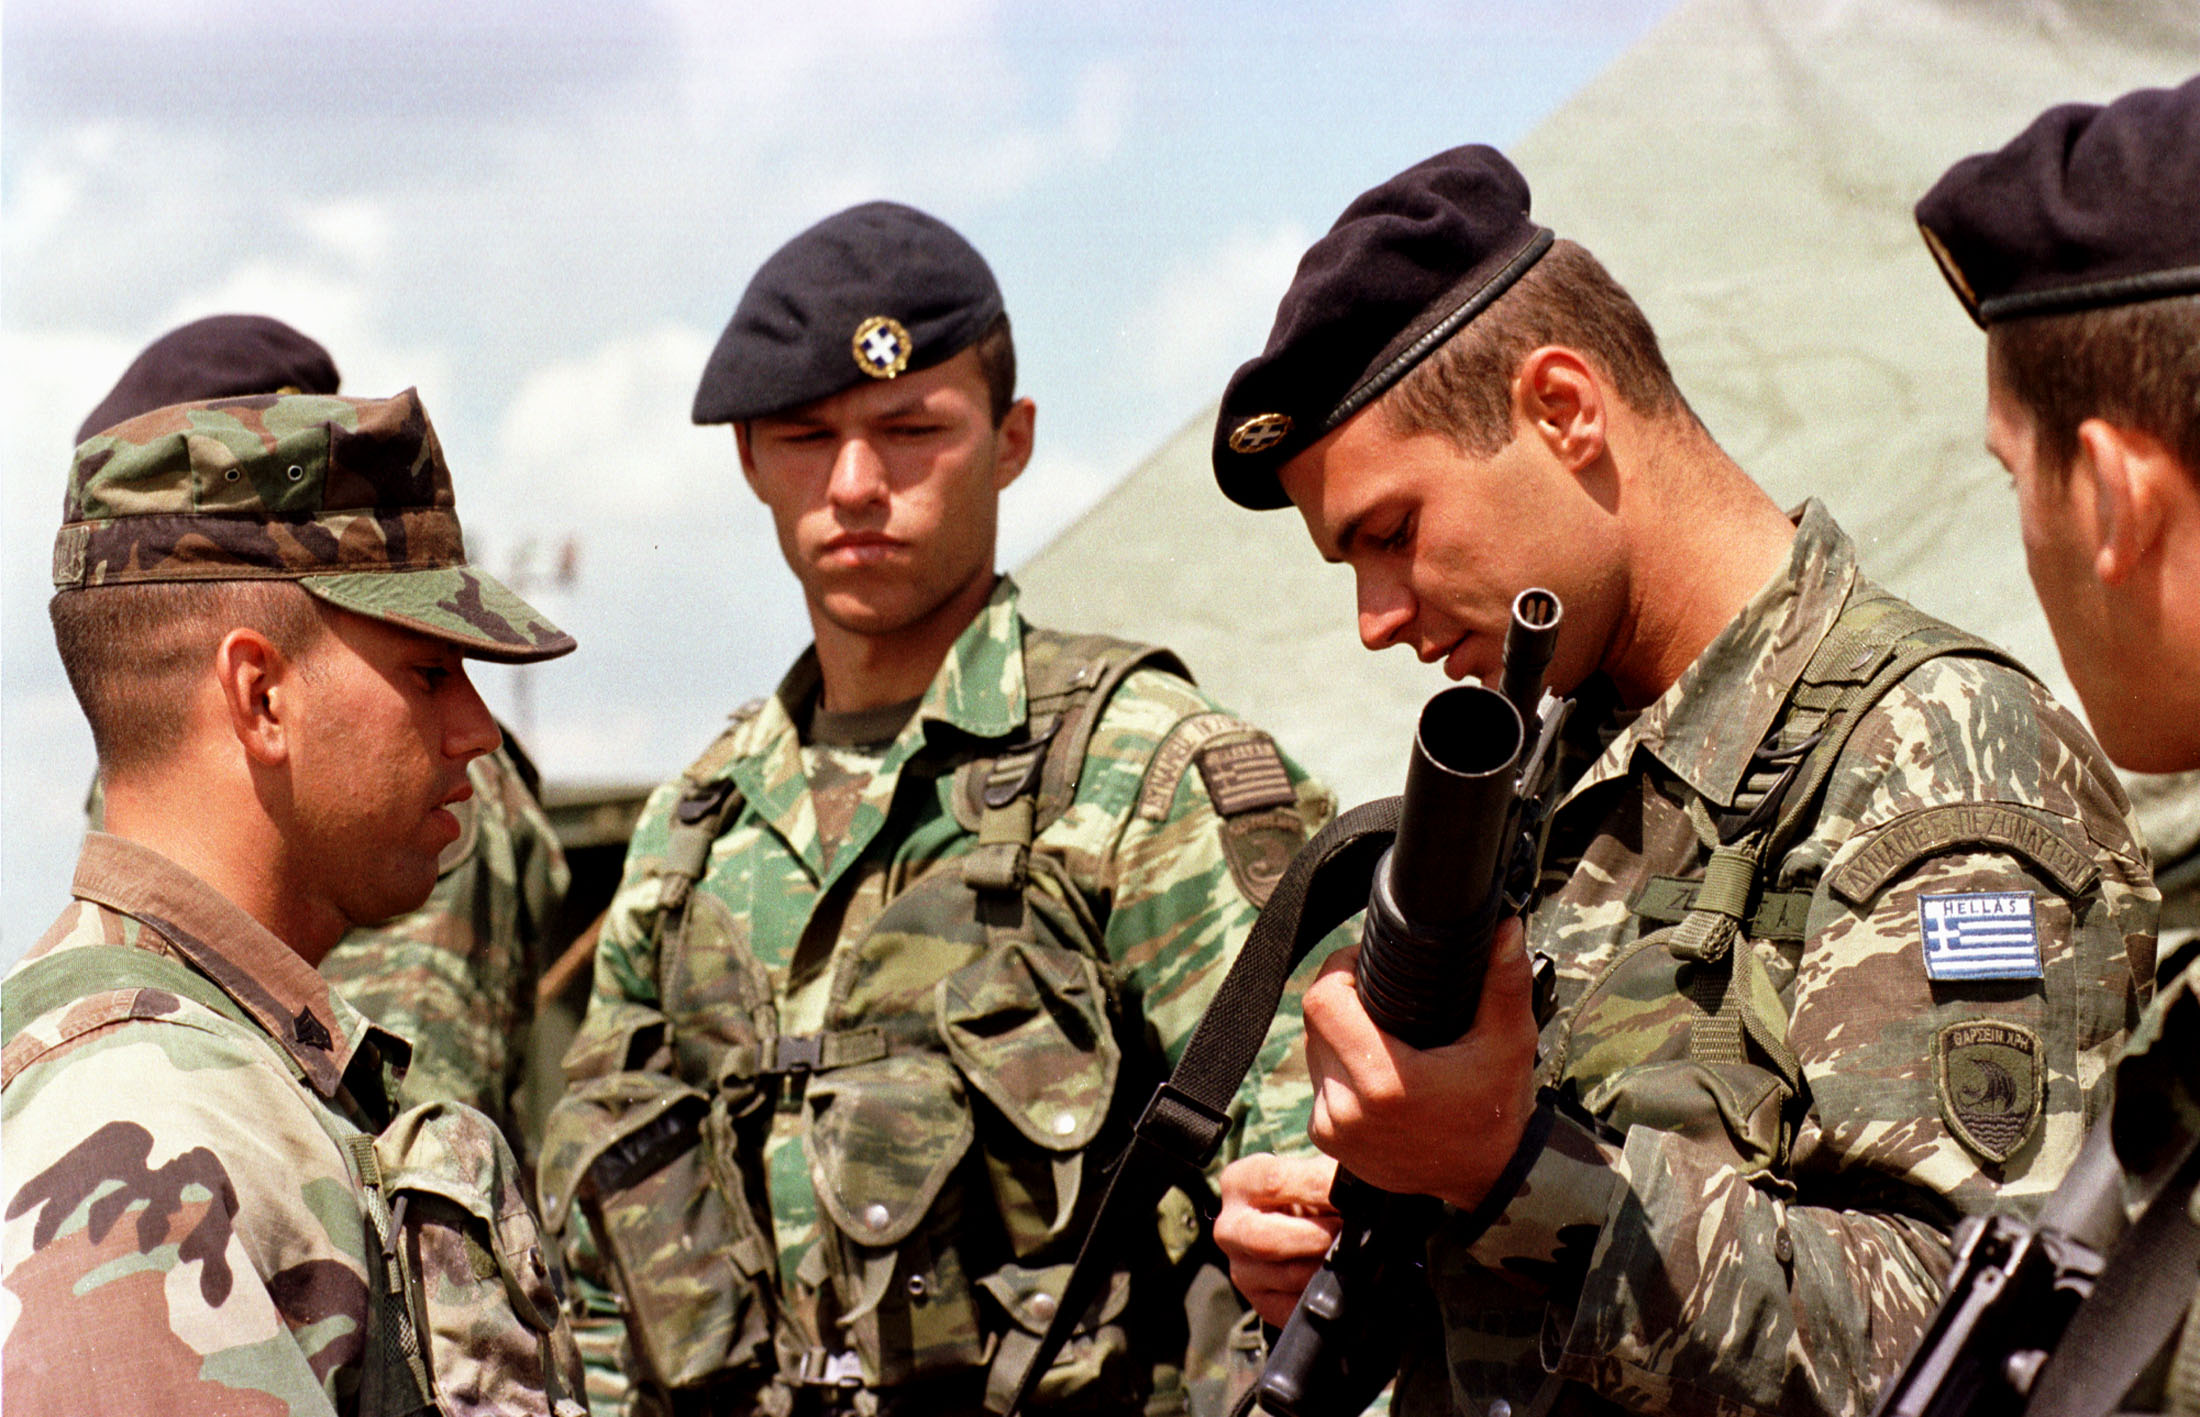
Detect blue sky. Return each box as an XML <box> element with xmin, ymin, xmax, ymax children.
<box><xmin>1</xmin><ymin>0</ymin><xmax>1675</xmax><ymax>952</ymax></box>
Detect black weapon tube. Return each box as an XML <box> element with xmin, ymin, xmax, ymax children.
<box><xmin>1352</xmin><ymin>684</ymin><xmax>1524</xmax><ymax>1049</ymax></box>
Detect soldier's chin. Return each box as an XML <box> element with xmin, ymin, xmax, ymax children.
<box><xmin>342</xmin><ymin>865</ymin><xmax>442</xmax><ymax>930</ymax></box>
<box><xmin>814</xmin><ymin>585</ymin><xmax>938</xmax><ymax>638</ymax></box>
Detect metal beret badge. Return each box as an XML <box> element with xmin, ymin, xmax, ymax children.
<box><xmin>852</xmin><ymin>315</ymin><xmax>913</xmax><ymax>379</ymax></box>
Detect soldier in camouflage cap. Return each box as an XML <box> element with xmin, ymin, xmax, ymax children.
<box><xmin>5</xmin><ymin>389</ymin><xmax>584</xmax><ymax>1413</ymax></box>
<box><xmin>71</xmin><ymin>316</ymin><xmax>575</xmax><ymax>1157</ymax></box>
<box><xmin>542</xmin><ymin>201</ymin><xmax>1338</xmax><ymax>1417</ymax></box>
<box><xmin>1208</xmin><ymin>144</ymin><xmax>2158</xmax><ymax>1416</ymax></box>
<box><xmin>1909</xmin><ymin>76</ymin><xmax>2200</xmax><ymax>1413</ymax></box>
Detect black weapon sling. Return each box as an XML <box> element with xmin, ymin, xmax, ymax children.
<box><xmin>1002</xmin><ymin>797</ymin><xmax>1401</xmax><ymax>1413</ymax></box>
<box><xmin>1005</xmin><ymin>588</ymin><xmax>2020</xmax><ymax>1416</ymax></box>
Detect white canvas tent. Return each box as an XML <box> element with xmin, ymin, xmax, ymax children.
<box><xmin>1015</xmin><ymin>0</ymin><xmax>2200</xmax><ymax>934</ymax></box>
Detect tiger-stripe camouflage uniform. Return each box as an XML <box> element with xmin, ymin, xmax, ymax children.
<box><xmin>321</xmin><ymin>742</ymin><xmax>569</xmax><ymax>1148</ymax></box>
<box><xmin>542</xmin><ymin>578</ymin><xmax>1327</xmax><ymax>1416</ymax></box>
<box><xmin>1397</xmin><ymin>504</ymin><xmax>2155</xmax><ymax>1417</ymax></box>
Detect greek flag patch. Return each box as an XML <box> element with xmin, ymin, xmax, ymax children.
<box><xmin>1920</xmin><ymin>891</ymin><xmax>2042</xmax><ymax>981</ymax></box>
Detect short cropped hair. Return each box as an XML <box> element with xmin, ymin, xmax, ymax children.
<box><xmin>1379</xmin><ymin>239</ymin><xmax>1693</xmax><ymax>456</ymax></box>
<box><xmin>51</xmin><ymin>581</ymin><xmax>326</xmax><ymax>778</ymax></box>
<box><xmin>1989</xmin><ymin>293</ymin><xmax>2200</xmax><ymax>483</ymax></box>
<box><xmin>970</xmin><ymin>312</ymin><xmax>1017</xmax><ymax>425</ymax></box>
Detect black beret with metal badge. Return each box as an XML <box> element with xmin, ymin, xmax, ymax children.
<box><xmin>693</xmin><ymin>200</ymin><xmax>1006</xmax><ymax>424</ymax></box>
<box><xmin>1212</xmin><ymin>144</ymin><xmax>1554</xmax><ymax>510</ymax></box>
<box><xmin>1916</xmin><ymin>75</ymin><xmax>2200</xmax><ymax>328</ymax></box>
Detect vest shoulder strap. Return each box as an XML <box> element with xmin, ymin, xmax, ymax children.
<box><xmin>956</xmin><ymin>629</ymin><xmax>1190</xmax><ymax>894</ymax></box>
<box><xmin>658</xmin><ymin>700</ymin><xmax>768</xmax><ymax>912</ymax></box>
<box><xmin>1759</xmin><ymin>590</ymin><xmax>2028</xmax><ymax>862</ymax></box>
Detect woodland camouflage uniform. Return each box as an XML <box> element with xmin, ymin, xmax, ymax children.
<box><xmin>4</xmin><ymin>392</ymin><xmax>584</xmax><ymax>1415</ymax></box>
<box><xmin>1398</xmin><ymin>504</ymin><xmax>2156</xmax><ymax>1417</ymax></box>
<box><xmin>65</xmin><ymin>314</ymin><xmax>571</xmax><ymax>1158</ymax></box>
<box><xmin>542</xmin><ymin>578</ymin><xmax>1329</xmax><ymax>1417</ymax></box>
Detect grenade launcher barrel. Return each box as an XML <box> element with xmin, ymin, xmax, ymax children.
<box><xmin>1356</xmin><ymin>587</ymin><xmax>1562</xmax><ymax>1048</ymax></box>
<box><xmin>1257</xmin><ymin>588</ymin><xmax>1570</xmax><ymax>1417</ymax></box>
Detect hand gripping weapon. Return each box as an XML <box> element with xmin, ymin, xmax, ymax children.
<box><xmin>1005</xmin><ymin>589</ymin><xmax>1573</xmax><ymax>1417</ymax></box>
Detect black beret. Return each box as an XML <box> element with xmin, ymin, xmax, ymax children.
<box><xmin>76</xmin><ymin>314</ymin><xmax>340</xmax><ymax>445</ymax></box>
<box><xmin>693</xmin><ymin>201</ymin><xmax>1006</xmax><ymax>424</ymax></box>
<box><xmin>1917</xmin><ymin>75</ymin><xmax>2200</xmax><ymax>329</ymax></box>
<box><xmin>1212</xmin><ymin>145</ymin><xmax>1553</xmax><ymax>510</ymax></box>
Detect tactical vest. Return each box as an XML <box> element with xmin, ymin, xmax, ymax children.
<box><xmin>1</xmin><ymin>944</ymin><xmax>587</xmax><ymax>1417</ymax></box>
<box><xmin>551</xmin><ymin>630</ymin><xmax>1273</xmax><ymax>1416</ymax></box>
<box><xmin>1544</xmin><ymin>588</ymin><xmax>2027</xmax><ymax>1180</ymax></box>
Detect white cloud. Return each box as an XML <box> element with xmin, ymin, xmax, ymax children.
<box><xmin>1122</xmin><ymin>221</ymin><xmax>1313</xmax><ymax>398</ymax></box>
<box><xmin>3</xmin><ymin>124</ymin><xmax>121</xmax><ymax>268</ymax></box>
<box><xmin>652</xmin><ymin>0</ymin><xmax>1006</xmax><ymax>137</ymax></box>
<box><xmin>1071</xmin><ymin>60</ymin><xmax>1133</xmax><ymax>159</ymax></box>
<box><xmin>294</xmin><ymin>198</ymin><xmax>394</xmax><ymax>270</ymax></box>
<box><xmin>490</xmin><ymin>323</ymin><xmax>723</xmax><ymax>524</ymax></box>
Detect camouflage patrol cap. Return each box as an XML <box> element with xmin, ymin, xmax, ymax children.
<box><xmin>1917</xmin><ymin>76</ymin><xmax>2200</xmax><ymax>328</ymax></box>
<box><xmin>692</xmin><ymin>201</ymin><xmax>1005</xmax><ymax>424</ymax></box>
<box><xmin>1213</xmin><ymin>144</ymin><xmax>1554</xmax><ymax>510</ymax></box>
<box><xmin>56</xmin><ymin>389</ymin><xmax>576</xmax><ymax>664</ymax></box>
<box><xmin>75</xmin><ymin>314</ymin><xmax>341</xmax><ymax>445</ymax></box>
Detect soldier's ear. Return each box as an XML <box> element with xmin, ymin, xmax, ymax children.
<box><xmin>1512</xmin><ymin>347</ymin><xmax>1605</xmax><ymax>475</ymax></box>
<box><xmin>2075</xmin><ymin>419</ymin><xmax>2172</xmax><ymax>587</ymax></box>
<box><xmin>992</xmin><ymin>397</ymin><xmax>1035</xmax><ymax>492</ymax></box>
<box><xmin>214</xmin><ymin>628</ymin><xmax>294</xmax><ymax>767</ymax></box>
<box><xmin>733</xmin><ymin>423</ymin><xmax>762</xmax><ymax>492</ymax></box>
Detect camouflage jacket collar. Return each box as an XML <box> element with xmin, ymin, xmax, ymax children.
<box><xmin>912</xmin><ymin>575</ymin><xmax>1028</xmax><ymax>743</ymax></box>
<box><xmin>1564</xmin><ymin>499</ymin><xmax>1860</xmax><ymax>812</ymax></box>
<box><xmin>69</xmin><ymin>832</ymin><xmax>404</xmax><ymax>1100</ymax></box>
<box><xmin>733</xmin><ymin>577</ymin><xmax>1030</xmax><ymax>882</ymax></box>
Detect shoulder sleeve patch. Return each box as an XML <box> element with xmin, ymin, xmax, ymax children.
<box><xmin>1826</xmin><ymin>803</ymin><xmax>2100</xmax><ymax>906</ymax></box>
<box><xmin>1936</xmin><ymin>1019</ymin><xmax>2042</xmax><ymax>1164</ymax></box>
<box><xmin>1195</xmin><ymin>733</ymin><xmax>1298</xmax><ymax>819</ymax></box>
<box><xmin>1136</xmin><ymin>712</ymin><xmax>1248</xmax><ymax>821</ymax></box>
<box><xmin>1221</xmin><ymin>808</ymin><xmax>1308</xmax><ymax>909</ymax></box>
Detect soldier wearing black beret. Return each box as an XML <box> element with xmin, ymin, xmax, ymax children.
<box><xmin>1208</xmin><ymin>144</ymin><xmax>2154</xmax><ymax>1417</ymax></box>
<box><xmin>545</xmin><ymin>202</ymin><xmax>1339</xmax><ymax>1416</ymax></box>
<box><xmin>1903</xmin><ymin>76</ymin><xmax>2200</xmax><ymax>1415</ymax></box>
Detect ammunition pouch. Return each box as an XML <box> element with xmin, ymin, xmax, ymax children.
<box><xmin>789</xmin><ymin>845</ymin><xmax>1137</xmax><ymax>1401</ymax></box>
<box><xmin>1551</xmin><ymin>920</ymin><xmax>1800</xmax><ymax>1176</ymax></box>
<box><xmin>541</xmin><ymin>1072</ymin><xmax>778</xmax><ymax>1392</ymax></box>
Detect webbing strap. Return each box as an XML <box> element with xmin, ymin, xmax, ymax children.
<box><xmin>1667</xmin><ymin>593</ymin><xmax>2021</xmax><ymax>1090</ymax></box>
<box><xmin>1002</xmin><ymin>797</ymin><xmax>1401</xmax><ymax>1415</ymax></box>
<box><xmin>1766</xmin><ymin>605</ymin><xmax>2021</xmax><ymax>858</ymax></box>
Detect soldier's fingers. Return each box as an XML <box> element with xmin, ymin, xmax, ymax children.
<box><xmin>1214</xmin><ymin>1197</ymin><xmax>1341</xmax><ymax>1264</ymax></box>
<box><xmin>1228</xmin><ymin>1254</ymin><xmax>1327</xmax><ymax>1328</ymax></box>
<box><xmin>1219</xmin><ymin>1152</ymin><xmax>1339</xmax><ymax>1214</ymax></box>
<box><xmin>1302</xmin><ymin>950</ymin><xmax>1387</xmax><ymax>1076</ymax></box>
<box><xmin>1472</xmin><ymin>916</ymin><xmax>1534</xmax><ymax>1030</ymax></box>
